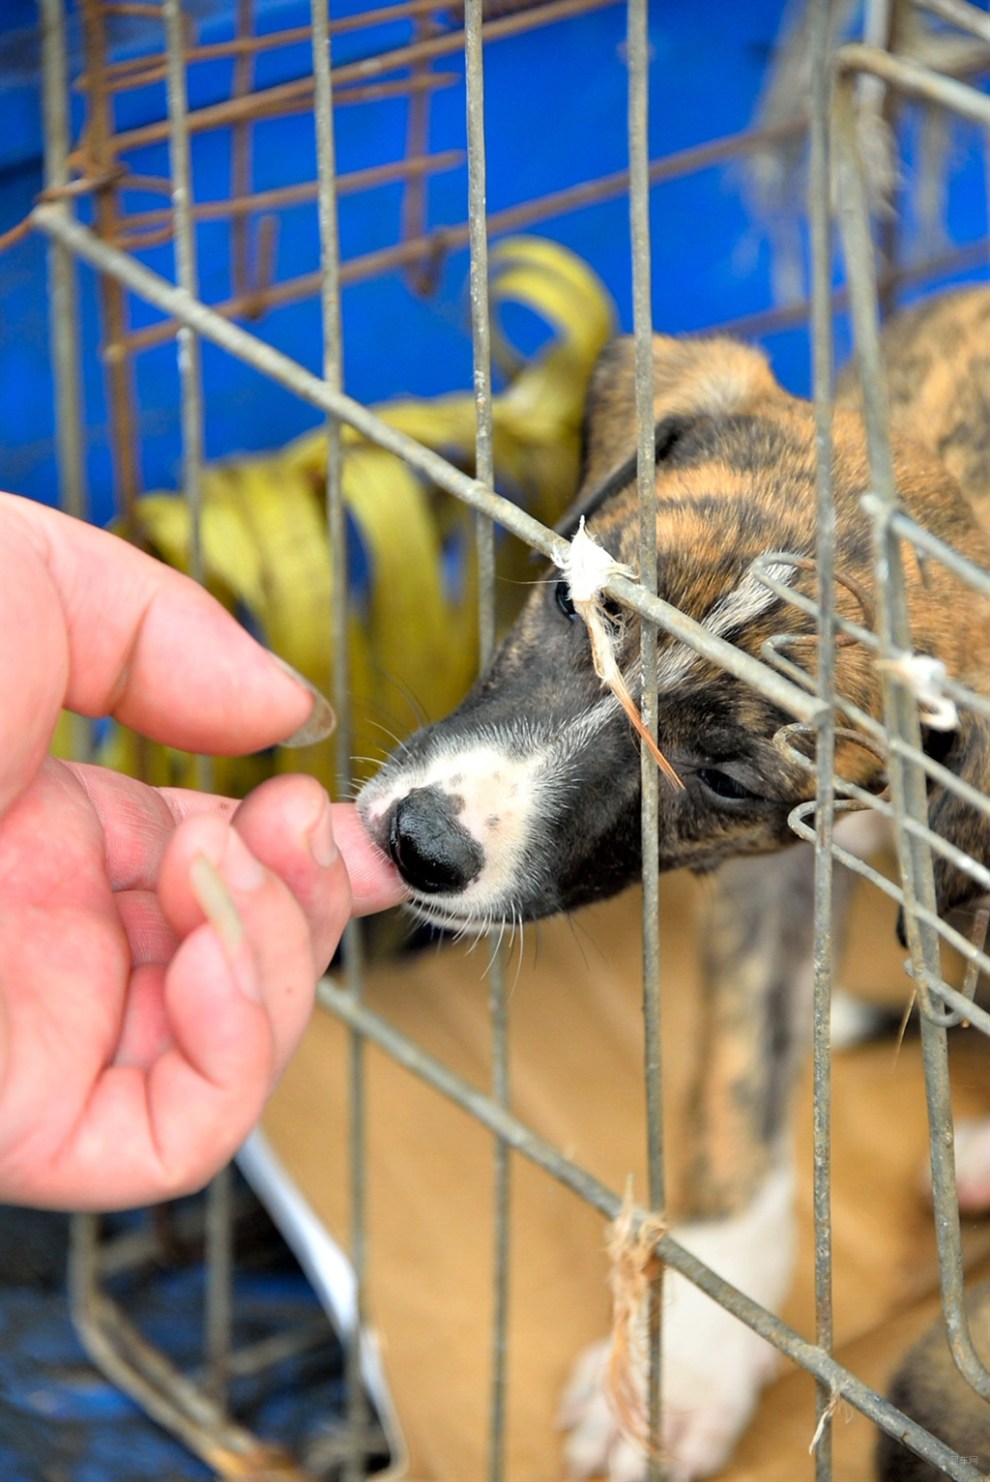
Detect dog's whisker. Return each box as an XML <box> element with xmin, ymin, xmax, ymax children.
<box><xmin>350</xmin><ymin>286</ymin><xmax>990</xmax><ymax>1478</ymax></box>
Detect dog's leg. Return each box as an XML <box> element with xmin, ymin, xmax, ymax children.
<box><xmin>562</xmin><ymin>844</ymin><xmax>861</xmax><ymax>1481</ymax></box>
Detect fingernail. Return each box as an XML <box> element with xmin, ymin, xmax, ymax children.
<box><xmin>306</xmin><ymin>793</ymin><xmax>338</xmax><ymax>869</ymax></box>
<box><xmin>189</xmin><ymin>852</ymin><xmax>262</xmax><ymax>1002</ymax></box>
<box><xmin>269</xmin><ymin>655</ymin><xmax>336</xmax><ymax>747</ymax></box>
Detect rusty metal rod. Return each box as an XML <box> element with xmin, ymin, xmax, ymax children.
<box><xmin>115</xmin><ymin>150</ymin><xmax>464</xmax><ymax>234</ymax></box>
<box><xmin>98</xmin><ymin>0</ymin><xmax>618</xmax><ymax>151</ymax></box>
<box><xmin>109</xmin><ymin>119</ymin><xmax>814</xmax><ymax>355</ymax></box>
<box><xmin>88</xmin><ymin>0</ymin><xmax>507</xmax><ymax>90</ymax></box>
<box><xmin>33</xmin><ymin>204</ymin><xmax>831</xmax><ymax>737</ymax></box>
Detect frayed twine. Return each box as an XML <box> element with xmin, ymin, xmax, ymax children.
<box><xmin>879</xmin><ymin>653</ymin><xmax>960</xmax><ymax>732</ymax></box>
<box><xmin>604</xmin><ymin>1183</ymin><xmax>668</xmax><ymax>1455</ymax></box>
<box><xmin>559</xmin><ymin>521</ymin><xmax>684</xmax><ymax>792</ymax></box>
<box><xmin>808</xmin><ymin>1384</ymin><xmax>852</xmax><ymax>1454</ymax></box>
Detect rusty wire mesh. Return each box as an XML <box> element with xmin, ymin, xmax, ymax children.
<box><xmin>19</xmin><ymin>0</ymin><xmax>990</xmax><ymax>1478</ymax></box>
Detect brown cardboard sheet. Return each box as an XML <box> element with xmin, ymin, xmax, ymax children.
<box><xmin>262</xmin><ymin>869</ymin><xmax>990</xmax><ymax>1481</ymax></box>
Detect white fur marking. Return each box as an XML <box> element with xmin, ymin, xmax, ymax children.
<box><xmin>358</xmin><ymin>706</ymin><xmax>622</xmax><ymax>926</ymax></box>
<box><xmin>655</xmin><ymin>558</ymin><xmax>794</xmax><ymax>691</ymax></box>
<box><xmin>703</xmin><ymin>561</ymin><xmax>794</xmax><ymax>642</ymax></box>
<box><xmin>880</xmin><ymin>653</ymin><xmax>960</xmax><ymax>731</ymax></box>
<box><xmin>563</xmin><ymin>1163</ymin><xmax>796</xmax><ymax>1481</ymax></box>
<box><xmin>361</xmin><ymin>740</ymin><xmax>545</xmax><ymax>919</ymax></box>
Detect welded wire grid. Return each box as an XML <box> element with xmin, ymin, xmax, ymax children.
<box><xmin>28</xmin><ymin>0</ymin><xmax>990</xmax><ymax>1478</ymax></box>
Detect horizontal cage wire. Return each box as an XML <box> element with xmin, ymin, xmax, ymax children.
<box><xmin>4</xmin><ymin>0</ymin><xmax>987</xmax><ymax>1479</ymax></box>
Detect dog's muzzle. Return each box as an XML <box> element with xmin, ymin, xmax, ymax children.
<box><xmin>383</xmin><ymin>785</ymin><xmax>484</xmax><ymax>895</ymax></box>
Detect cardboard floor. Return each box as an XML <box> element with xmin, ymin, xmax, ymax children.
<box><xmin>263</xmin><ymin>867</ymin><xmax>990</xmax><ymax>1481</ymax></box>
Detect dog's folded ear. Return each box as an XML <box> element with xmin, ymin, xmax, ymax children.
<box><xmin>924</xmin><ymin>709</ymin><xmax>990</xmax><ymax>920</ymax></box>
<box><xmin>577</xmin><ymin>332</ymin><xmax>782</xmax><ymax>497</ymax></box>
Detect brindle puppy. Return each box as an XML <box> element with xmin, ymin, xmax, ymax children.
<box><xmin>359</xmin><ymin>285</ymin><xmax>990</xmax><ymax>1480</ymax></box>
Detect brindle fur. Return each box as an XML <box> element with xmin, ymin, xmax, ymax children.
<box><xmin>552</xmin><ymin>289</ymin><xmax>989</xmax><ymax>912</ymax></box>
<box><xmin>847</xmin><ymin>286</ymin><xmax>990</xmax><ymax>531</ymax></box>
<box><xmin>561</xmin><ymin>287</ymin><xmax>990</xmax><ymax>1212</ymax></box>
<box><xmin>359</xmin><ymin>285</ymin><xmax>990</xmax><ymax>1471</ymax></box>
<box><xmin>361</xmin><ymin>285</ymin><xmax>989</xmax><ymax>1192</ymax></box>
<box><xmin>874</xmin><ymin>1279</ymin><xmax>990</xmax><ymax>1481</ymax></box>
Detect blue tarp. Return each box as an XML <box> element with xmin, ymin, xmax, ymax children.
<box><xmin>2</xmin><ymin>1</ymin><xmax>983</xmax><ymax>525</ymax></box>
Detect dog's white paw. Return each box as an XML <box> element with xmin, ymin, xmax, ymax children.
<box><xmin>560</xmin><ymin>1288</ymin><xmax>778</xmax><ymax>1480</ymax></box>
<box><xmin>560</xmin><ymin>1166</ymin><xmax>795</xmax><ymax>1481</ymax></box>
<box><xmin>559</xmin><ymin>1338</ymin><xmax>646</xmax><ymax>1482</ymax></box>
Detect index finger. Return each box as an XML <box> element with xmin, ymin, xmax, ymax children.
<box><xmin>2</xmin><ymin>493</ymin><xmax>328</xmax><ymax>759</ymax></box>
<box><xmin>330</xmin><ymin>803</ymin><xmax>409</xmax><ymax>916</ymax></box>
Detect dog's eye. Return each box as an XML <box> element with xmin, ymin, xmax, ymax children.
<box><xmin>555</xmin><ymin>580</ymin><xmax>579</xmax><ymax>621</ymax></box>
<box><xmin>697</xmin><ymin>766</ymin><xmax>760</xmax><ymax>802</ymax></box>
<box><xmin>556</xmin><ymin>580</ymin><xmax>625</xmax><ymax>631</ymax></box>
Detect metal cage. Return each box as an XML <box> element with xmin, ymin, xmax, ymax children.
<box><xmin>10</xmin><ymin>0</ymin><xmax>990</xmax><ymax>1478</ymax></box>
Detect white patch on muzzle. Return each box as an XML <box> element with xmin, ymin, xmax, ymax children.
<box><xmin>359</xmin><ymin>705</ymin><xmax>616</xmax><ymax>928</ymax></box>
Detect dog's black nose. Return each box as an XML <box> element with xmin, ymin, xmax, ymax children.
<box><xmin>386</xmin><ymin>786</ymin><xmax>483</xmax><ymax>895</ymax></box>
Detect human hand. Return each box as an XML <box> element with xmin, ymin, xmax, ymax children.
<box><xmin>0</xmin><ymin>492</ymin><xmax>407</xmax><ymax>1210</ymax></box>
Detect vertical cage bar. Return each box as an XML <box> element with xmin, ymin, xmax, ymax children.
<box><xmin>79</xmin><ymin>0</ymin><xmax>142</xmax><ymax>540</ymax></box>
<box><xmin>465</xmin><ymin>4</ymin><xmax>497</xmax><ymax>671</ymax></box>
<box><xmin>627</xmin><ymin>0</ymin><xmax>664</xmax><ymax>1469</ymax></box>
<box><xmin>463</xmin><ymin>5</ymin><xmax>511</xmax><ymax>1476</ymax></box>
<box><xmin>309</xmin><ymin>11</ymin><xmax>346</xmax><ymax>776</ymax></box>
<box><xmin>230</xmin><ymin>0</ymin><xmax>256</xmax><ymax>304</ymax></box>
<box><xmin>40</xmin><ymin>0</ymin><xmax>92</xmax><ymax>764</ymax></box>
<box><xmin>808</xmin><ymin>1</ymin><xmax>837</xmax><ymax>1473</ymax></box>
<box><xmin>832</xmin><ymin>62</ymin><xmax>989</xmax><ymax>1402</ymax></box>
<box><xmin>163</xmin><ymin>0</ymin><xmax>207</xmax><ymax>588</ymax></box>
<box><xmin>163</xmin><ymin>0</ymin><xmax>229</xmax><ymax>1407</ymax></box>
<box><xmin>203</xmin><ymin>1165</ymin><xmax>234</xmax><ymax>1408</ymax></box>
<box><xmin>310</xmin><ymin>5</ymin><xmax>373</xmax><ymax>1475</ymax></box>
<box><xmin>402</xmin><ymin>10</ymin><xmax>437</xmax><ymax>295</ymax></box>
<box><xmin>67</xmin><ymin>1212</ymin><xmax>105</xmax><ymax>1418</ymax></box>
<box><xmin>40</xmin><ymin>0</ymin><xmax>87</xmax><ymax>526</ymax></box>
<box><xmin>862</xmin><ymin>0</ymin><xmax>899</xmax><ymax>316</ymax></box>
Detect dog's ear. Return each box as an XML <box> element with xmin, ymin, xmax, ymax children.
<box><xmin>578</xmin><ymin>333</ymin><xmax>782</xmax><ymax>495</ymax></box>
<box><xmin>924</xmin><ymin>711</ymin><xmax>990</xmax><ymax>919</ymax></box>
